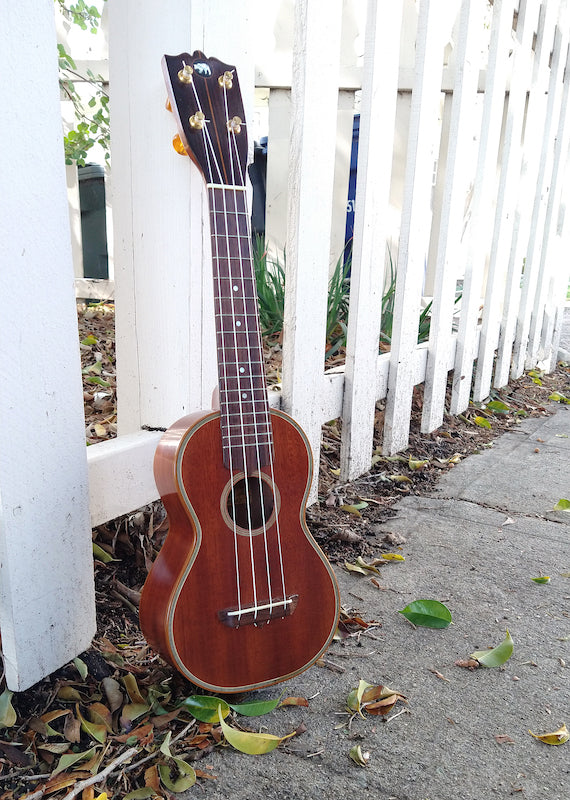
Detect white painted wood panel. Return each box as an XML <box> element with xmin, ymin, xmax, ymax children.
<box><xmin>450</xmin><ymin>0</ymin><xmax>516</xmax><ymax>415</ymax></box>
<box><xmin>0</xmin><ymin>0</ymin><xmax>96</xmax><ymax>691</ymax></box>
<box><xmin>524</xmin><ymin>27</ymin><xmax>570</xmax><ymax>367</ymax></box>
<box><xmin>421</xmin><ymin>0</ymin><xmax>483</xmax><ymax>433</ymax></box>
<box><xmin>282</xmin><ymin>0</ymin><xmax>343</xmax><ymax>499</ymax></box>
<box><xmin>382</xmin><ymin>0</ymin><xmax>450</xmax><ymax>454</ymax></box>
<box><xmin>340</xmin><ymin>0</ymin><xmax>403</xmax><ymax>480</ymax></box>
<box><xmin>472</xmin><ymin>0</ymin><xmax>540</xmax><ymax>403</ymax></box>
<box><xmin>494</xmin><ymin>0</ymin><xmax>558</xmax><ymax>387</ymax></box>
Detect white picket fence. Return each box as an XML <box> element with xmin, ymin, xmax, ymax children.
<box><xmin>1</xmin><ymin>0</ymin><xmax>569</xmax><ymax>691</ymax></box>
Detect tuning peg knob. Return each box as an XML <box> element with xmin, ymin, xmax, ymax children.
<box><xmin>227</xmin><ymin>116</ymin><xmax>242</xmax><ymax>135</ymax></box>
<box><xmin>189</xmin><ymin>111</ymin><xmax>206</xmax><ymax>130</ymax></box>
<box><xmin>218</xmin><ymin>71</ymin><xmax>234</xmax><ymax>89</ymax></box>
<box><xmin>178</xmin><ymin>63</ymin><xmax>194</xmax><ymax>84</ymax></box>
<box><xmin>172</xmin><ymin>134</ymin><xmax>188</xmax><ymax>155</ymax></box>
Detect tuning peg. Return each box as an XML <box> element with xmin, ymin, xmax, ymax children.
<box><xmin>165</xmin><ymin>98</ymin><xmax>172</xmax><ymax>112</ymax></box>
<box><xmin>172</xmin><ymin>134</ymin><xmax>188</xmax><ymax>156</ymax></box>
<box><xmin>178</xmin><ymin>63</ymin><xmax>193</xmax><ymax>84</ymax></box>
<box><xmin>227</xmin><ymin>116</ymin><xmax>242</xmax><ymax>135</ymax></box>
<box><xmin>218</xmin><ymin>71</ymin><xmax>234</xmax><ymax>90</ymax></box>
<box><xmin>189</xmin><ymin>111</ymin><xmax>206</xmax><ymax>130</ymax></box>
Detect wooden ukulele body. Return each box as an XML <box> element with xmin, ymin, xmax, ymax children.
<box><xmin>139</xmin><ymin>408</ymin><xmax>340</xmax><ymax>693</ymax></box>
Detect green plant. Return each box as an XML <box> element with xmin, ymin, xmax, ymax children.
<box><xmin>252</xmin><ymin>236</ymin><xmax>286</xmax><ymax>338</ymax></box>
<box><xmin>325</xmin><ymin>246</ymin><xmax>351</xmax><ymax>358</ymax></box>
<box><xmin>379</xmin><ymin>248</ymin><xmax>461</xmax><ymax>346</ymax></box>
<box><xmin>56</xmin><ymin>1</ymin><xmax>110</xmax><ymax>165</ymax></box>
<box><xmin>252</xmin><ymin>237</ymin><xmax>351</xmax><ymax>360</ymax></box>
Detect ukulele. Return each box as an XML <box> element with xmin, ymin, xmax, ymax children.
<box><xmin>139</xmin><ymin>51</ymin><xmax>340</xmax><ymax>694</ymax></box>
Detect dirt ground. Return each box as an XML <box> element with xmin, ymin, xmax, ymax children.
<box><xmin>0</xmin><ymin>305</ymin><xmax>567</xmax><ymax>799</ymax></box>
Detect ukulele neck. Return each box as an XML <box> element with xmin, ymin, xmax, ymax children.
<box><xmin>208</xmin><ymin>184</ymin><xmax>272</xmax><ymax>473</ymax></box>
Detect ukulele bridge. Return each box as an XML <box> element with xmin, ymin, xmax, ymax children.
<box><xmin>218</xmin><ymin>595</ymin><xmax>299</xmax><ymax>628</ymax></box>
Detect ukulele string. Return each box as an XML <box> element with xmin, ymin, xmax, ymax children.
<box><xmin>225</xmin><ymin>86</ymin><xmax>288</xmax><ymax>612</ymax></box>
<box><xmin>189</xmin><ymin>75</ymin><xmax>247</xmax><ymax>621</ymax></box>
<box><xmin>222</xmin><ymin>81</ymin><xmax>268</xmax><ymax>621</ymax></box>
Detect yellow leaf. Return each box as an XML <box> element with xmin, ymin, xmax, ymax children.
<box><xmin>217</xmin><ymin>706</ymin><xmax>292</xmax><ymax>754</ymax></box>
<box><xmin>340</xmin><ymin>504</ymin><xmax>362</xmax><ymax>517</ymax></box>
<box><xmin>529</xmin><ymin>723</ymin><xmax>569</xmax><ymax>745</ymax></box>
<box><xmin>408</xmin><ymin>458</ymin><xmax>429</xmax><ymax>470</ymax></box>
<box><xmin>349</xmin><ymin>744</ymin><xmax>370</xmax><ymax>766</ymax></box>
<box><xmin>388</xmin><ymin>474</ymin><xmax>412</xmax><ymax>483</ymax></box>
<box><xmin>344</xmin><ymin>561</ymin><xmax>369</xmax><ymax>575</ymax></box>
<box><xmin>0</xmin><ymin>689</ymin><xmax>17</xmax><ymax>728</ymax></box>
<box><xmin>381</xmin><ymin>553</ymin><xmax>405</xmax><ymax>561</ymax></box>
<box><xmin>123</xmin><ymin>673</ymin><xmax>147</xmax><ymax>704</ymax></box>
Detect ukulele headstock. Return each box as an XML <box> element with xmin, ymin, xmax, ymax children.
<box><xmin>162</xmin><ymin>51</ymin><xmax>248</xmax><ymax>187</ymax></box>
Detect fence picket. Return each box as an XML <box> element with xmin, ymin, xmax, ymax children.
<box><xmin>494</xmin><ymin>0</ymin><xmax>558</xmax><ymax>388</ymax></box>
<box><xmin>383</xmin><ymin>0</ymin><xmax>451</xmax><ymax>454</ymax></box>
<box><xmin>525</xmin><ymin>44</ymin><xmax>570</xmax><ymax>367</ymax></box>
<box><xmin>421</xmin><ymin>0</ymin><xmax>484</xmax><ymax>434</ymax></box>
<box><xmin>340</xmin><ymin>0</ymin><xmax>403</xmax><ymax>480</ymax></box>
<box><xmin>450</xmin><ymin>0</ymin><xmax>516</xmax><ymax>415</ymax></box>
<box><xmin>282</xmin><ymin>0</ymin><xmax>343</xmax><ymax>499</ymax></box>
<box><xmin>472</xmin><ymin>0</ymin><xmax>541</xmax><ymax>403</ymax></box>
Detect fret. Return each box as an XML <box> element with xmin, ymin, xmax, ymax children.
<box><xmin>222</xmin><ymin>433</ymin><xmax>274</xmax><ymax>445</ymax></box>
<box><xmin>207</xmin><ymin>183</ymin><xmax>272</xmax><ymax>470</ymax></box>
<box><xmin>224</xmin><ymin>420</ymin><xmax>272</xmax><ymax>432</ymax></box>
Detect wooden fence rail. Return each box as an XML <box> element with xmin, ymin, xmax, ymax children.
<box><xmin>1</xmin><ymin>0</ymin><xmax>569</xmax><ymax>690</ymax></box>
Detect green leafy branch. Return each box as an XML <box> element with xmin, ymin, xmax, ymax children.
<box><xmin>56</xmin><ymin>1</ymin><xmax>110</xmax><ymax>165</ymax></box>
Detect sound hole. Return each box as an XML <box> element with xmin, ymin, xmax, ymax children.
<box><xmin>227</xmin><ymin>476</ymin><xmax>275</xmax><ymax>532</ymax></box>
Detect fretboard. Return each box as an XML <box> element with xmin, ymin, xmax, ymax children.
<box><xmin>208</xmin><ymin>185</ymin><xmax>272</xmax><ymax>472</ymax></box>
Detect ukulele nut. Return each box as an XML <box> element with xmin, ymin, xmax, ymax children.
<box><xmin>218</xmin><ymin>70</ymin><xmax>234</xmax><ymax>89</ymax></box>
<box><xmin>178</xmin><ymin>63</ymin><xmax>194</xmax><ymax>84</ymax></box>
<box><xmin>189</xmin><ymin>111</ymin><xmax>206</xmax><ymax>130</ymax></box>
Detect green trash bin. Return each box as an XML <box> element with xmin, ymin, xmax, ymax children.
<box><xmin>78</xmin><ymin>163</ymin><xmax>109</xmax><ymax>279</ymax></box>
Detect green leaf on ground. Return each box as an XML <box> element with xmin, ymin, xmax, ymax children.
<box><xmin>548</xmin><ymin>392</ymin><xmax>570</xmax><ymax>404</ymax></box>
<box><xmin>398</xmin><ymin>600</ymin><xmax>452</xmax><ymax>629</ymax></box>
<box><xmin>474</xmin><ymin>415</ymin><xmax>492</xmax><ymax>429</ymax></box>
<box><xmin>229</xmin><ymin>695</ymin><xmax>283</xmax><ymax>717</ymax></box>
<box><xmin>471</xmin><ymin>630</ymin><xmax>514</xmax><ymax>667</ymax></box>
<box><xmin>554</xmin><ymin>498</ymin><xmax>570</xmax><ymax>512</ymax></box>
<box><xmin>486</xmin><ymin>400</ymin><xmax>511</xmax><ymax>414</ymax></box>
<box><xmin>180</xmin><ymin>695</ymin><xmax>230</xmax><ymax>723</ymax></box>
<box><xmin>531</xmin><ymin>576</ymin><xmax>550</xmax><ymax>584</ymax></box>
<box><xmin>158</xmin><ymin>759</ymin><xmax>196</xmax><ymax>792</ymax></box>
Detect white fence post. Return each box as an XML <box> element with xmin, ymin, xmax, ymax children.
<box><xmin>0</xmin><ymin>0</ymin><xmax>96</xmax><ymax>691</ymax></box>
<box><xmin>282</xmin><ymin>0</ymin><xmax>343</xmax><ymax>499</ymax></box>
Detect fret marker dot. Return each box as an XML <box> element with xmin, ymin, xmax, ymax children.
<box><xmin>242</xmin><ymin>393</ymin><xmax>247</xmax><ymax>399</ymax></box>
<box><xmin>233</xmin><ymin>285</ymin><xmax>239</xmax><ymax>292</ymax></box>
<box><xmin>236</xmin><ymin>320</ymin><xmax>241</xmax><ymax>327</ymax></box>
<box><xmin>239</xmin><ymin>367</ymin><xmax>245</xmax><ymax>373</ymax></box>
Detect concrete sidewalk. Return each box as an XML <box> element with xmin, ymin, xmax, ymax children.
<box><xmin>193</xmin><ymin>403</ymin><xmax>569</xmax><ymax>800</ymax></box>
